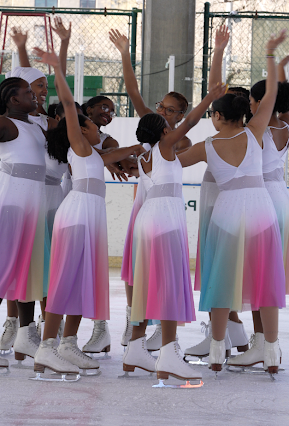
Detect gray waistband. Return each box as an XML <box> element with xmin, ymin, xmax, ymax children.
<box><xmin>73</xmin><ymin>178</ymin><xmax>106</xmax><ymax>198</ymax></box>
<box><xmin>45</xmin><ymin>175</ymin><xmax>62</xmax><ymax>186</ymax></box>
<box><xmin>0</xmin><ymin>161</ymin><xmax>46</xmax><ymax>182</ymax></box>
<box><xmin>146</xmin><ymin>183</ymin><xmax>183</xmax><ymax>200</ymax></box>
<box><xmin>203</xmin><ymin>170</ymin><xmax>216</xmax><ymax>183</ymax></box>
<box><xmin>219</xmin><ymin>175</ymin><xmax>265</xmax><ymax>191</ymax></box>
<box><xmin>263</xmin><ymin>167</ymin><xmax>284</xmax><ymax>182</ymax></box>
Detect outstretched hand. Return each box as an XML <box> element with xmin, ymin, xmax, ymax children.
<box><xmin>208</xmin><ymin>82</ymin><xmax>227</xmax><ymax>102</ymax></box>
<box><xmin>11</xmin><ymin>27</ymin><xmax>28</xmax><ymax>48</ymax></box>
<box><xmin>109</xmin><ymin>29</ymin><xmax>129</xmax><ymax>54</ymax></box>
<box><xmin>266</xmin><ymin>30</ymin><xmax>287</xmax><ymax>52</ymax></box>
<box><xmin>52</xmin><ymin>17</ymin><xmax>71</xmax><ymax>42</ymax></box>
<box><xmin>215</xmin><ymin>25</ymin><xmax>230</xmax><ymax>50</ymax></box>
<box><xmin>32</xmin><ymin>47</ymin><xmax>60</xmax><ymax>68</ymax></box>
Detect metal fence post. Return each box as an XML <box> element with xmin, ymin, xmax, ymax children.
<box><xmin>168</xmin><ymin>55</ymin><xmax>175</xmax><ymax>92</ymax></box>
<box><xmin>129</xmin><ymin>7</ymin><xmax>137</xmax><ymax>117</ymax></box>
<box><xmin>202</xmin><ymin>2</ymin><xmax>210</xmax><ymax>107</ymax></box>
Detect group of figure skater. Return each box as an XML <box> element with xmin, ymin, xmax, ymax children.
<box><xmin>0</xmin><ymin>19</ymin><xmax>288</xmax><ymax>384</ymax></box>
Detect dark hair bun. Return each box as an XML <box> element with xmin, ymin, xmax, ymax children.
<box><xmin>136</xmin><ymin>113</ymin><xmax>166</xmax><ymax>146</ymax></box>
<box><xmin>212</xmin><ymin>93</ymin><xmax>249</xmax><ymax>123</ymax></box>
<box><xmin>232</xmin><ymin>95</ymin><xmax>250</xmax><ymax>117</ymax></box>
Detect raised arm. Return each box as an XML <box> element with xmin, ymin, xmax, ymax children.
<box><xmin>177</xmin><ymin>141</ymin><xmax>207</xmax><ymax>168</ymax></box>
<box><xmin>51</xmin><ymin>17</ymin><xmax>71</xmax><ymax>76</ymax></box>
<box><xmin>11</xmin><ymin>27</ymin><xmax>30</xmax><ymax>67</ymax></box>
<box><xmin>109</xmin><ymin>29</ymin><xmax>152</xmax><ymax>117</ymax></box>
<box><xmin>248</xmin><ymin>30</ymin><xmax>287</xmax><ymax>144</ymax></box>
<box><xmin>209</xmin><ymin>25</ymin><xmax>230</xmax><ymax>91</ymax></box>
<box><xmin>33</xmin><ymin>47</ymin><xmax>91</xmax><ymax>158</ymax></box>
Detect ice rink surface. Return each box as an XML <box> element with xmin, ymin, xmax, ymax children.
<box><xmin>1</xmin><ymin>269</ymin><xmax>289</xmax><ymax>426</ymax></box>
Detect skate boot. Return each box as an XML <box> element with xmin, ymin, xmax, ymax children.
<box><xmin>58</xmin><ymin>335</ymin><xmax>100</xmax><ymax>376</ymax></box>
<box><xmin>121</xmin><ymin>306</ymin><xmax>133</xmax><ymax>347</ymax></box>
<box><xmin>82</xmin><ymin>320</ymin><xmax>111</xmax><ymax>359</ymax></box>
<box><xmin>146</xmin><ymin>324</ymin><xmax>162</xmax><ymax>352</ymax></box>
<box><xmin>36</xmin><ymin>315</ymin><xmax>44</xmax><ymax>338</ymax></box>
<box><xmin>227</xmin><ymin>333</ymin><xmax>265</xmax><ymax>369</ymax></box>
<box><xmin>32</xmin><ymin>338</ymin><xmax>80</xmax><ymax>381</ymax></box>
<box><xmin>184</xmin><ymin>321</ymin><xmax>232</xmax><ymax>364</ymax></box>
<box><xmin>58</xmin><ymin>319</ymin><xmax>65</xmax><ymax>339</ymax></box>
<box><xmin>13</xmin><ymin>322</ymin><xmax>41</xmax><ymax>365</ymax></box>
<box><xmin>263</xmin><ymin>339</ymin><xmax>281</xmax><ymax>377</ymax></box>
<box><xmin>153</xmin><ymin>341</ymin><xmax>203</xmax><ymax>389</ymax></box>
<box><xmin>0</xmin><ymin>316</ymin><xmax>19</xmax><ymax>354</ymax></box>
<box><xmin>0</xmin><ymin>356</ymin><xmax>9</xmax><ymax>373</ymax></box>
<box><xmin>208</xmin><ymin>338</ymin><xmax>225</xmax><ymax>373</ymax></box>
<box><xmin>227</xmin><ymin>319</ymin><xmax>249</xmax><ymax>352</ymax></box>
<box><xmin>122</xmin><ymin>336</ymin><xmax>156</xmax><ymax>377</ymax></box>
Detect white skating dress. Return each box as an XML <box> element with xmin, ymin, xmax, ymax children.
<box><xmin>46</xmin><ymin>147</ymin><xmax>109</xmax><ymax>319</ymax></box>
<box><xmin>200</xmin><ymin>127</ymin><xmax>286</xmax><ymax>312</ymax></box>
<box><xmin>0</xmin><ymin>118</ymin><xmax>46</xmax><ymax>302</ymax></box>
<box><xmin>194</xmin><ymin>166</ymin><xmax>219</xmax><ymax>291</ymax></box>
<box><xmin>131</xmin><ymin>142</ymin><xmax>195</xmax><ymax>324</ymax></box>
<box><xmin>263</xmin><ymin>124</ymin><xmax>289</xmax><ymax>294</ymax></box>
<box><xmin>29</xmin><ymin>114</ymin><xmax>67</xmax><ymax>296</ymax></box>
<box><xmin>94</xmin><ymin>132</ymin><xmax>110</xmax><ymax>150</ymax></box>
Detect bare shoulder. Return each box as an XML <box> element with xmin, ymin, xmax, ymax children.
<box><xmin>103</xmin><ymin>136</ymin><xmax>119</xmax><ymax>149</ymax></box>
<box><xmin>175</xmin><ymin>135</ymin><xmax>192</xmax><ymax>152</ymax></box>
<box><xmin>0</xmin><ymin>116</ymin><xmax>18</xmax><ymax>142</ymax></box>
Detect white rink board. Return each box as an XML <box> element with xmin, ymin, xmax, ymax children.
<box><xmin>106</xmin><ymin>182</ymin><xmax>200</xmax><ymax>259</ymax></box>
<box><xmin>104</xmin><ymin>117</ymin><xmax>216</xmax><ymax>184</ymax></box>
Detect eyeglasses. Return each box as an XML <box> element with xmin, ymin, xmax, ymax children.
<box><xmin>94</xmin><ymin>104</ymin><xmax>116</xmax><ymax>118</ymax></box>
<box><xmin>155</xmin><ymin>102</ymin><xmax>184</xmax><ymax>116</ymax></box>
<box><xmin>207</xmin><ymin>109</ymin><xmax>214</xmax><ymax>118</ymax></box>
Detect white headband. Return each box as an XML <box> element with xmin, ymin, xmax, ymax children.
<box><xmin>5</xmin><ymin>66</ymin><xmax>46</xmax><ymax>84</ymax></box>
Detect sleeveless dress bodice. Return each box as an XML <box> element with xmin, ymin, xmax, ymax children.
<box><xmin>262</xmin><ymin>124</ymin><xmax>289</xmax><ymax>182</ymax></box>
<box><xmin>94</xmin><ymin>132</ymin><xmax>110</xmax><ymax>150</ymax></box>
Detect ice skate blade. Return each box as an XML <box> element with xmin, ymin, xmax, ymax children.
<box><xmin>184</xmin><ymin>355</ymin><xmax>208</xmax><ymax>366</ymax></box>
<box><xmin>0</xmin><ymin>348</ymin><xmax>13</xmax><ymax>356</ymax></box>
<box><xmin>152</xmin><ymin>379</ymin><xmax>204</xmax><ymax>389</ymax></box>
<box><xmin>118</xmin><ymin>371</ymin><xmax>155</xmax><ymax>379</ymax></box>
<box><xmin>226</xmin><ymin>365</ymin><xmax>285</xmax><ymax>374</ymax></box>
<box><xmin>30</xmin><ymin>372</ymin><xmax>80</xmax><ymax>382</ymax></box>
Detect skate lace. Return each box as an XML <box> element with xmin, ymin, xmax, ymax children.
<box><xmin>148</xmin><ymin>324</ymin><xmax>162</xmax><ymax>341</ymax></box>
<box><xmin>29</xmin><ymin>326</ymin><xmax>41</xmax><ymax>346</ymax></box>
<box><xmin>249</xmin><ymin>334</ymin><xmax>256</xmax><ymax>349</ymax></box>
<box><xmin>142</xmin><ymin>339</ymin><xmax>155</xmax><ymax>360</ymax></box>
<box><xmin>124</xmin><ymin>314</ymin><xmax>133</xmax><ymax>335</ymax></box>
<box><xmin>86</xmin><ymin>321</ymin><xmax>106</xmax><ymax>345</ymax></box>
<box><xmin>200</xmin><ymin>321</ymin><xmax>210</xmax><ymax>337</ymax></box>
<box><xmin>70</xmin><ymin>341</ymin><xmax>94</xmax><ymax>360</ymax></box>
<box><xmin>2</xmin><ymin>319</ymin><xmax>14</xmax><ymax>337</ymax></box>
<box><xmin>174</xmin><ymin>342</ymin><xmax>186</xmax><ymax>364</ymax></box>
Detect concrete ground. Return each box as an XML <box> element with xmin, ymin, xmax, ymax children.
<box><xmin>0</xmin><ymin>269</ymin><xmax>288</xmax><ymax>426</ymax></box>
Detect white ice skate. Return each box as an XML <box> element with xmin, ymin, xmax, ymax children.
<box><xmin>184</xmin><ymin>321</ymin><xmax>232</xmax><ymax>366</ymax></box>
<box><xmin>58</xmin><ymin>319</ymin><xmax>65</xmax><ymax>339</ymax></box>
<box><xmin>121</xmin><ymin>305</ymin><xmax>133</xmax><ymax>347</ymax></box>
<box><xmin>58</xmin><ymin>335</ymin><xmax>101</xmax><ymax>376</ymax></box>
<box><xmin>226</xmin><ymin>333</ymin><xmax>265</xmax><ymax>373</ymax></box>
<box><xmin>120</xmin><ymin>336</ymin><xmax>156</xmax><ymax>378</ymax></box>
<box><xmin>264</xmin><ymin>339</ymin><xmax>282</xmax><ymax>380</ymax></box>
<box><xmin>31</xmin><ymin>338</ymin><xmax>80</xmax><ymax>382</ymax></box>
<box><xmin>208</xmin><ymin>338</ymin><xmax>225</xmax><ymax>376</ymax></box>
<box><xmin>82</xmin><ymin>320</ymin><xmax>111</xmax><ymax>360</ymax></box>
<box><xmin>146</xmin><ymin>324</ymin><xmax>162</xmax><ymax>352</ymax></box>
<box><xmin>0</xmin><ymin>316</ymin><xmax>19</xmax><ymax>355</ymax></box>
<box><xmin>153</xmin><ymin>341</ymin><xmax>203</xmax><ymax>389</ymax></box>
<box><xmin>0</xmin><ymin>356</ymin><xmax>10</xmax><ymax>374</ymax></box>
<box><xmin>12</xmin><ymin>322</ymin><xmax>41</xmax><ymax>368</ymax></box>
<box><xmin>227</xmin><ymin>319</ymin><xmax>249</xmax><ymax>352</ymax></box>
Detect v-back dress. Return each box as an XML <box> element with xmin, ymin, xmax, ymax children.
<box><xmin>46</xmin><ymin>147</ymin><xmax>109</xmax><ymax>319</ymax></box>
<box><xmin>131</xmin><ymin>142</ymin><xmax>195</xmax><ymax>324</ymax></box>
<box><xmin>200</xmin><ymin>127</ymin><xmax>286</xmax><ymax>312</ymax></box>
<box><xmin>263</xmin><ymin>124</ymin><xmax>289</xmax><ymax>294</ymax></box>
<box><xmin>0</xmin><ymin>118</ymin><xmax>46</xmax><ymax>302</ymax></box>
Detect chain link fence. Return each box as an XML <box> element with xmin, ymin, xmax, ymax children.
<box><xmin>193</xmin><ymin>5</ymin><xmax>289</xmax><ymax>110</ymax></box>
<box><xmin>0</xmin><ymin>7</ymin><xmax>142</xmax><ymax>116</ymax></box>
